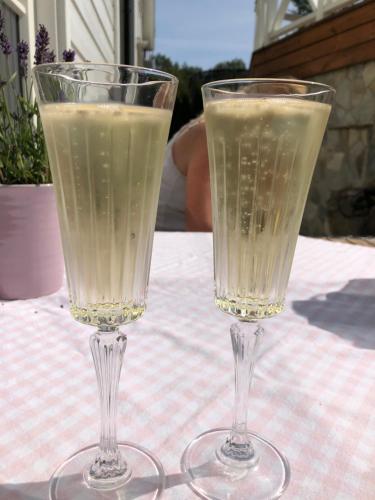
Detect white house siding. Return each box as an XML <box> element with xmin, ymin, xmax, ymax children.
<box><xmin>34</xmin><ymin>0</ymin><xmax>119</xmax><ymax>64</ymax></box>
<box><xmin>70</xmin><ymin>0</ymin><xmax>117</xmax><ymax>62</ymax></box>
<box><xmin>6</xmin><ymin>0</ymin><xmax>153</xmax><ymax>70</ymax></box>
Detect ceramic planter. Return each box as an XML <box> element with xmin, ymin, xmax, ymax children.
<box><xmin>0</xmin><ymin>184</ymin><xmax>64</xmax><ymax>299</ymax></box>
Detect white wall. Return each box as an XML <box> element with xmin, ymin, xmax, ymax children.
<box><xmin>34</xmin><ymin>0</ymin><xmax>120</xmax><ymax>63</ymax></box>
<box><xmin>69</xmin><ymin>0</ymin><xmax>119</xmax><ymax>62</ymax></box>
<box><xmin>4</xmin><ymin>0</ymin><xmax>155</xmax><ymax>67</ymax></box>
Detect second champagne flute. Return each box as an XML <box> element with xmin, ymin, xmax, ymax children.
<box><xmin>182</xmin><ymin>78</ymin><xmax>334</xmax><ymax>499</ymax></box>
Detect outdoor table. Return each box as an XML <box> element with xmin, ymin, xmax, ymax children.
<box><xmin>1</xmin><ymin>232</ymin><xmax>374</xmax><ymax>500</ymax></box>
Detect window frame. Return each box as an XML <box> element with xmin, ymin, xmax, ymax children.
<box><xmin>3</xmin><ymin>0</ymin><xmax>35</xmax><ymax>75</ymax></box>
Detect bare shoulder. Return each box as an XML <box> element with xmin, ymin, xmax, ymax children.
<box><xmin>172</xmin><ymin>118</ymin><xmax>207</xmax><ymax>175</ymax></box>
<box><xmin>188</xmin><ymin>119</ymin><xmax>207</xmax><ymax>147</ymax></box>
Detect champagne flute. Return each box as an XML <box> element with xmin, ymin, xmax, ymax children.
<box><xmin>33</xmin><ymin>63</ymin><xmax>177</xmax><ymax>500</ymax></box>
<box><xmin>181</xmin><ymin>79</ymin><xmax>334</xmax><ymax>499</ymax></box>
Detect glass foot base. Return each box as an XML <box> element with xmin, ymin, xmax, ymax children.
<box><xmin>49</xmin><ymin>442</ymin><xmax>164</xmax><ymax>500</ymax></box>
<box><xmin>181</xmin><ymin>428</ymin><xmax>290</xmax><ymax>500</ymax></box>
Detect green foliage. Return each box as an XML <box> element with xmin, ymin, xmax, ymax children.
<box><xmin>213</xmin><ymin>58</ymin><xmax>246</xmax><ymax>71</ymax></box>
<box><xmin>0</xmin><ymin>20</ymin><xmax>66</xmax><ymax>184</ymax></box>
<box><xmin>149</xmin><ymin>55</ymin><xmax>248</xmax><ymax>137</ymax></box>
<box><xmin>290</xmin><ymin>0</ymin><xmax>313</xmax><ymax>16</ymax></box>
<box><xmin>0</xmin><ymin>74</ymin><xmax>50</xmax><ymax>184</ymax></box>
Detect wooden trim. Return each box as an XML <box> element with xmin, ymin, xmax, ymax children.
<box><xmin>252</xmin><ymin>0</ymin><xmax>375</xmax><ymax>65</ymax></box>
<box><xmin>250</xmin><ymin>0</ymin><xmax>375</xmax><ymax>78</ymax></box>
<box><xmin>266</xmin><ymin>0</ymin><xmax>363</xmax><ymax>48</ymax></box>
<box><xmin>253</xmin><ymin>20</ymin><xmax>375</xmax><ymax>77</ymax></box>
<box><xmin>280</xmin><ymin>38</ymin><xmax>375</xmax><ymax>79</ymax></box>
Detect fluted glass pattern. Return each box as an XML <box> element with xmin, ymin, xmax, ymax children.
<box><xmin>41</xmin><ymin>103</ymin><xmax>171</xmax><ymax>327</ymax></box>
<box><xmin>88</xmin><ymin>330</ymin><xmax>128</xmax><ymax>482</ymax></box>
<box><xmin>205</xmin><ymin>98</ymin><xmax>331</xmax><ymax>320</ymax></box>
<box><xmin>218</xmin><ymin>322</ymin><xmax>263</xmax><ymax>466</ymax></box>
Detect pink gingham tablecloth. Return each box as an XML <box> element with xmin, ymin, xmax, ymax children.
<box><xmin>0</xmin><ymin>232</ymin><xmax>374</xmax><ymax>500</ymax></box>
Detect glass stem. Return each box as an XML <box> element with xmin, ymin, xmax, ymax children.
<box><xmin>86</xmin><ymin>327</ymin><xmax>129</xmax><ymax>485</ymax></box>
<box><xmin>218</xmin><ymin>320</ymin><xmax>263</xmax><ymax>467</ymax></box>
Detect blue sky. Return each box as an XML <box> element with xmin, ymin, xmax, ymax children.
<box><xmin>154</xmin><ymin>0</ymin><xmax>256</xmax><ymax>70</ymax></box>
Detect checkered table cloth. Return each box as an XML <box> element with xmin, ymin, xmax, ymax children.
<box><xmin>0</xmin><ymin>232</ymin><xmax>374</xmax><ymax>500</ymax></box>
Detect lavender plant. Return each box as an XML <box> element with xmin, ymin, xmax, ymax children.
<box><xmin>0</xmin><ymin>16</ymin><xmax>75</xmax><ymax>184</ymax></box>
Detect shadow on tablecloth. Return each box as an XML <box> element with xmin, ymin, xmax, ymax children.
<box><xmin>292</xmin><ymin>279</ymin><xmax>375</xmax><ymax>349</ymax></box>
<box><xmin>0</xmin><ymin>461</ymin><xmax>222</xmax><ymax>499</ymax></box>
<box><xmin>0</xmin><ymin>481</ymin><xmax>48</xmax><ymax>500</ymax></box>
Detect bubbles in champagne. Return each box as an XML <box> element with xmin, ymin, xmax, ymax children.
<box><xmin>205</xmin><ymin>98</ymin><xmax>331</xmax><ymax>319</ymax></box>
<box><xmin>41</xmin><ymin>103</ymin><xmax>171</xmax><ymax>327</ymax></box>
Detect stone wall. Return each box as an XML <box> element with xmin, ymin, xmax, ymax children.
<box><xmin>301</xmin><ymin>61</ymin><xmax>375</xmax><ymax>237</ymax></box>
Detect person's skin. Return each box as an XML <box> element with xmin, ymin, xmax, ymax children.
<box><xmin>169</xmin><ymin>77</ymin><xmax>304</xmax><ymax>232</ymax></box>
<box><xmin>172</xmin><ymin>119</ymin><xmax>212</xmax><ymax>231</ymax></box>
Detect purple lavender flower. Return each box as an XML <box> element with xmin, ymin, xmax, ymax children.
<box><xmin>45</xmin><ymin>49</ymin><xmax>55</xmax><ymax>63</ymax></box>
<box><xmin>0</xmin><ymin>35</ymin><xmax>12</xmax><ymax>55</ymax></box>
<box><xmin>34</xmin><ymin>24</ymin><xmax>47</xmax><ymax>63</ymax></box>
<box><xmin>0</xmin><ymin>10</ymin><xmax>12</xmax><ymax>56</ymax></box>
<box><xmin>62</xmin><ymin>49</ymin><xmax>75</xmax><ymax>62</ymax></box>
<box><xmin>34</xmin><ymin>24</ymin><xmax>53</xmax><ymax>64</ymax></box>
<box><xmin>17</xmin><ymin>40</ymin><xmax>29</xmax><ymax>76</ymax></box>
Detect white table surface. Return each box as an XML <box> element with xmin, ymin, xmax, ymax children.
<box><xmin>0</xmin><ymin>232</ymin><xmax>374</xmax><ymax>500</ymax></box>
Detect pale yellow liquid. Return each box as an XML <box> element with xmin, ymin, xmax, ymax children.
<box><xmin>41</xmin><ymin>103</ymin><xmax>171</xmax><ymax>326</ymax></box>
<box><xmin>205</xmin><ymin>97</ymin><xmax>331</xmax><ymax>319</ymax></box>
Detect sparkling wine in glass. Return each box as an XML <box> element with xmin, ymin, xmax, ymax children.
<box><xmin>181</xmin><ymin>79</ymin><xmax>334</xmax><ymax>499</ymax></box>
<box><xmin>33</xmin><ymin>63</ymin><xmax>177</xmax><ymax>500</ymax></box>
